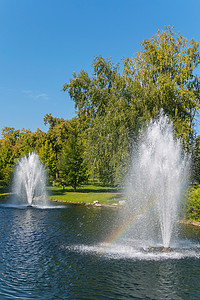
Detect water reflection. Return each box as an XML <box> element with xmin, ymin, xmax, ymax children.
<box><xmin>0</xmin><ymin>205</ymin><xmax>200</xmax><ymax>299</ymax></box>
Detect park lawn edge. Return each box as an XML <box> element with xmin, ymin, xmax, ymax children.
<box><xmin>2</xmin><ymin>186</ymin><xmax>200</xmax><ymax>221</ymax></box>
<box><xmin>179</xmin><ymin>219</ymin><xmax>200</xmax><ymax>227</ymax></box>
<box><xmin>48</xmin><ymin>192</ymin><xmax>123</xmax><ymax>207</ymax></box>
<box><xmin>47</xmin><ymin>185</ymin><xmax>125</xmax><ymax>207</ymax></box>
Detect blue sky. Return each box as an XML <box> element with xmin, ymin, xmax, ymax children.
<box><xmin>1</xmin><ymin>0</ymin><xmax>200</xmax><ymax>135</ymax></box>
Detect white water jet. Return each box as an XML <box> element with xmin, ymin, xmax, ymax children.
<box><xmin>126</xmin><ymin>112</ymin><xmax>190</xmax><ymax>248</ymax></box>
<box><xmin>12</xmin><ymin>152</ymin><xmax>48</xmax><ymax>206</ymax></box>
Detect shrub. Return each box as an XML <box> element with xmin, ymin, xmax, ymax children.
<box><xmin>185</xmin><ymin>185</ymin><xmax>200</xmax><ymax>221</ymax></box>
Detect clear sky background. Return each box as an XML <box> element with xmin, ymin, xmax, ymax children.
<box><xmin>1</xmin><ymin>0</ymin><xmax>200</xmax><ymax>135</ymax></box>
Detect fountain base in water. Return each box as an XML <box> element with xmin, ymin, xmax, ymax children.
<box><xmin>146</xmin><ymin>247</ymin><xmax>173</xmax><ymax>253</ymax></box>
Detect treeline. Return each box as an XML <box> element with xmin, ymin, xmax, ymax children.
<box><xmin>0</xmin><ymin>116</ymin><xmax>87</xmax><ymax>190</ymax></box>
<box><xmin>1</xmin><ymin>26</ymin><xmax>200</xmax><ymax>191</ymax></box>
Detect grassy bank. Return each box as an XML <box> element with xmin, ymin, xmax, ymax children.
<box><xmin>47</xmin><ymin>184</ymin><xmax>124</xmax><ymax>206</ymax></box>
<box><xmin>0</xmin><ymin>186</ymin><xmax>10</xmax><ymax>200</ymax></box>
<box><xmin>0</xmin><ymin>184</ymin><xmax>124</xmax><ymax>206</ymax></box>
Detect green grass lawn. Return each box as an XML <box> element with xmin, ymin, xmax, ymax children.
<box><xmin>48</xmin><ymin>184</ymin><xmax>124</xmax><ymax>206</ymax></box>
<box><xmin>0</xmin><ymin>184</ymin><xmax>124</xmax><ymax>206</ymax></box>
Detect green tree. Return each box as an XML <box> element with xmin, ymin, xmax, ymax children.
<box><xmin>59</xmin><ymin>134</ymin><xmax>87</xmax><ymax>191</ymax></box>
<box><xmin>0</xmin><ymin>127</ymin><xmax>22</xmax><ymax>185</ymax></box>
<box><xmin>64</xmin><ymin>56</ymin><xmax>136</xmax><ymax>185</ymax></box>
<box><xmin>63</xmin><ymin>27</ymin><xmax>200</xmax><ymax>185</ymax></box>
<box><xmin>43</xmin><ymin>114</ymin><xmax>76</xmax><ymax>179</ymax></box>
<box><xmin>39</xmin><ymin>140</ymin><xmax>57</xmax><ymax>182</ymax></box>
<box><xmin>191</xmin><ymin>135</ymin><xmax>200</xmax><ymax>184</ymax></box>
<box><xmin>123</xmin><ymin>26</ymin><xmax>200</xmax><ymax>145</ymax></box>
<box><xmin>0</xmin><ymin>139</ymin><xmax>14</xmax><ymax>185</ymax></box>
<box><xmin>1</xmin><ymin>127</ymin><xmax>20</xmax><ymax>145</ymax></box>
<box><xmin>16</xmin><ymin>129</ymin><xmax>35</xmax><ymax>157</ymax></box>
<box><xmin>185</xmin><ymin>185</ymin><xmax>200</xmax><ymax>221</ymax></box>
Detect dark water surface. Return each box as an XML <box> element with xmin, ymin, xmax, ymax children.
<box><xmin>0</xmin><ymin>203</ymin><xmax>200</xmax><ymax>299</ymax></box>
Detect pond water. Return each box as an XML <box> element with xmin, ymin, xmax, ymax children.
<box><xmin>0</xmin><ymin>203</ymin><xmax>200</xmax><ymax>299</ymax></box>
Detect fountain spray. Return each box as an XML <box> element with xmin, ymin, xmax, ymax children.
<box><xmin>126</xmin><ymin>112</ymin><xmax>190</xmax><ymax>248</ymax></box>
<box><xmin>12</xmin><ymin>152</ymin><xmax>47</xmax><ymax>206</ymax></box>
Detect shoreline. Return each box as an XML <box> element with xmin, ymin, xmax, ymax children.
<box><xmin>1</xmin><ymin>196</ymin><xmax>200</xmax><ymax>226</ymax></box>
<box><xmin>51</xmin><ymin>199</ymin><xmax>121</xmax><ymax>208</ymax></box>
<box><xmin>179</xmin><ymin>220</ymin><xmax>200</xmax><ymax>227</ymax></box>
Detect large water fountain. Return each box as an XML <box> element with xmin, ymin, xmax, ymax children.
<box><xmin>67</xmin><ymin>112</ymin><xmax>193</xmax><ymax>259</ymax></box>
<box><xmin>125</xmin><ymin>112</ymin><xmax>190</xmax><ymax>250</ymax></box>
<box><xmin>12</xmin><ymin>152</ymin><xmax>48</xmax><ymax>207</ymax></box>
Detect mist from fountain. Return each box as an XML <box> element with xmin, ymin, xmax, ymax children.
<box><xmin>12</xmin><ymin>152</ymin><xmax>48</xmax><ymax>207</ymax></box>
<box><xmin>126</xmin><ymin>112</ymin><xmax>190</xmax><ymax>249</ymax></box>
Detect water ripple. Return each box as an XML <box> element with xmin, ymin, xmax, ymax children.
<box><xmin>1</xmin><ymin>206</ymin><xmax>200</xmax><ymax>299</ymax></box>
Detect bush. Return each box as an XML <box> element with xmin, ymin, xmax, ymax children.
<box><xmin>185</xmin><ymin>185</ymin><xmax>200</xmax><ymax>221</ymax></box>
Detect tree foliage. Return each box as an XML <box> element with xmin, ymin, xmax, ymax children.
<box><xmin>58</xmin><ymin>121</ymin><xmax>87</xmax><ymax>191</ymax></box>
<box><xmin>64</xmin><ymin>27</ymin><xmax>200</xmax><ymax>185</ymax></box>
<box><xmin>39</xmin><ymin>140</ymin><xmax>57</xmax><ymax>180</ymax></box>
<box><xmin>185</xmin><ymin>185</ymin><xmax>200</xmax><ymax>221</ymax></box>
<box><xmin>0</xmin><ymin>116</ymin><xmax>87</xmax><ymax>189</ymax></box>
<box><xmin>124</xmin><ymin>26</ymin><xmax>200</xmax><ymax>145</ymax></box>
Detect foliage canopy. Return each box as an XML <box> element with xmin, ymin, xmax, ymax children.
<box><xmin>63</xmin><ymin>26</ymin><xmax>200</xmax><ymax>185</ymax></box>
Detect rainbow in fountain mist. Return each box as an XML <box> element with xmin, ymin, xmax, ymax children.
<box><xmin>100</xmin><ymin>112</ymin><xmax>190</xmax><ymax>250</ymax></box>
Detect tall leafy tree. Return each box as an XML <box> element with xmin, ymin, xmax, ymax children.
<box><xmin>0</xmin><ymin>127</ymin><xmax>21</xmax><ymax>185</ymax></box>
<box><xmin>63</xmin><ymin>27</ymin><xmax>200</xmax><ymax>185</ymax></box>
<box><xmin>64</xmin><ymin>56</ymin><xmax>136</xmax><ymax>184</ymax></box>
<box><xmin>0</xmin><ymin>139</ymin><xmax>13</xmax><ymax>185</ymax></box>
<box><xmin>43</xmin><ymin>114</ymin><xmax>71</xmax><ymax>178</ymax></box>
<box><xmin>39</xmin><ymin>140</ymin><xmax>57</xmax><ymax>181</ymax></box>
<box><xmin>58</xmin><ymin>122</ymin><xmax>87</xmax><ymax>191</ymax></box>
<box><xmin>123</xmin><ymin>26</ymin><xmax>200</xmax><ymax>145</ymax></box>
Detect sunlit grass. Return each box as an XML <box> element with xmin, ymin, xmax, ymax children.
<box><xmin>47</xmin><ymin>184</ymin><xmax>124</xmax><ymax>205</ymax></box>
<box><xmin>0</xmin><ymin>184</ymin><xmax>124</xmax><ymax>206</ymax></box>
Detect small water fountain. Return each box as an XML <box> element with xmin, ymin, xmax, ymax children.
<box><xmin>12</xmin><ymin>152</ymin><xmax>48</xmax><ymax>207</ymax></box>
<box><xmin>125</xmin><ymin>112</ymin><xmax>190</xmax><ymax>250</ymax></box>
